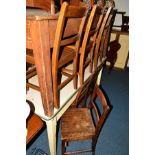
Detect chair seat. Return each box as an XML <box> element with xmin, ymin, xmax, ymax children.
<box><xmin>61</xmin><ymin>108</ymin><xmax>95</xmax><ymax>141</ymax></box>
<box><xmin>58</xmin><ymin>46</ymin><xmax>76</xmax><ymax>68</ymax></box>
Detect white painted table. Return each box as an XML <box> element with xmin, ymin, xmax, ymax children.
<box><xmin>27</xmin><ymin>61</ymin><xmax>105</xmax><ymax>155</ymax></box>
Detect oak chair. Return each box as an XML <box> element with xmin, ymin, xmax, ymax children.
<box><xmin>51</xmin><ymin>2</ymin><xmax>87</xmax><ymax>108</ymax></box>
<box><xmin>61</xmin><ymin>62</ymin><xmax>111</xmax><ymax>155</ymax></box>
<box><xmin>93</xmin><ymin>6</ymin><xmax>112</xmax><ymax>70</ymax></box>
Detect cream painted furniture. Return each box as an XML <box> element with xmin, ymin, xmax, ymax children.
<box><xmin>108</xmin><ymin>30</ymin><xmax>129</xmax><ymax>69</ymax></box>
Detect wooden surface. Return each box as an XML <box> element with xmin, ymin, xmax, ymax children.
<box><xmin>26</xmin><ymin>113</ymin><xmax>44</xmax><ymax>145</ymax></box>
<box><xmin>61</xmin><ymin>108</ymin><xmax>95</xmax><ymax>141</ymax></box>
<box><xmin>26</xmin><ymin>0</ymin><xmax>55</xmax><ymax>14</ymax></box>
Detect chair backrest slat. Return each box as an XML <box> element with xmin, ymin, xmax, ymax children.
<box><xmin>66</xmin><ymin>6</ymin><xmax>87</xmax><ymax>18</ymax></box>
<box><xmin>93</xmin><ymin>6</ymin><xmax>112</xmax><ymax>70</ymax></box>
<box><xmin>74</xmin><ymin>62</ymin><xmax>104</xmax><ymax>107</ymax></box>
<box><xmin>90</xmin><ymin>84</ymin><xmax>110</xmax><ymax>146</ymax></box>
<box><xmin>100</xmin><ymin>9</ymin><xmax>117</xmax><ymax>60</ymax></box>
<box><xmin>78</xmin><ymin>5</ymin><xmax>103</xmax><ymax>85</ymax></box>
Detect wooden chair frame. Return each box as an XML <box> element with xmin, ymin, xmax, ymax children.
<box><xmin>61</xmin><ymin>63</ymin><xmax>111</xmax><ymax>155</ymax></box>
<box><xmin>52</xmin><ymin>2</ymin><xmax>87</xmax><ymax>108</ymax></box>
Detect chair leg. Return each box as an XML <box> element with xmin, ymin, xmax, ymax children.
<box><xmin>62</xmin><ymin>140</ymin><xmax>66</xmax><ymax>155</ymax></box>
<box><xmin>79</xmin><ymin>58</ymin><xmax>84</xmax><ymax>86</ymax></box>
<box><xmin>89</xmin><ymin>48</ymin><xmax>94</xmax><ymax>73</ymax></box>
<box><xmin>79</xmin><ymin>69</ymin><xmax>84</xmax><ymax>86</ymax></box>
<box><xmin>93</xmin><ymin>51</ymin><xmax>98</xmax><ymax>72</ymax></box>
<box><xmin>73</xmin><ymin>58</ymin><xmax>78</xmax><ymax>89</ymax></box>
<box><xmin>89</xmin><ymin>62</ymin><xmax>92</xmax><ymax>73</ymax></box>
<box><xmin>92</xmin><ymin>138</ymin><xmax>96</xmax><ymax>155</ymax></box>
<box><xmin>52</xmin><ymin>70</ymin><xmax>59</xmax><ymax>108</ymax></box>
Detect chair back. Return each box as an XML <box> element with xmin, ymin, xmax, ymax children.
<box><xmin>52</xmin><ymin>2</ymin><xmax>88</xmax><ymax>108</ymax></box>
<box><xmin>89</xmin><ymin>84</ymin><xmax>110</xmax><ymax>146</ymax></box>
<box><xmin>100</xmin><ymin>9</ymin><xmax>117</xmax><ymax>59</ymax></box>
<box><xmin>93</xmin><ymin>6</ymin><xmax>112</xmax><ymax>70</ymax></box>
<box><xmin>52</xmin><ymin>2</ymin><xmax>87</xmax><ymax>69</ymax></box>
<box><xmin>73</xmin><ymin>62</ymin><xmax>104</xmax><ymax>107</ymax></box>
<box><xmin>79</xmin><ymin>5</ymin><xmax>103</xmax><ymax>85</ymax></box>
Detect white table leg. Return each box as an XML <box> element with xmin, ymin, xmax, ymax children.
<box><xmin>97</xmin><ymin>67</ymin><xmax>103</xmax><ymax>85</ymax></box>
<box><xmin>45</xmin><ymin>117</ymin><xmax>57</xmax><ymax>155</ymax></box>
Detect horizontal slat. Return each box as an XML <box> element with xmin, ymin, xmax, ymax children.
<box><xmin>26</xmin><ymin>83</ymin><xmax>40</xmax><ymax>91</ymax></box>
<box><xmin>66</xmin><ymin>6</ymin><xmax>87</xmax><ymax>18</ymax></box>
<box><xmin>64</xmin><ymin>148</ymin><xmax>92</xmax><ymax>154</ymax></box>
<box><xmin>26</xmin><ymin>70</ymin><xmax>37</xmax><ymax>80</ymax></box>
<box><xmin>58</xmin><ymin>75</ymin><xmax>74</xmax><ymax>90</ymax></box>
<box><xmin>60</xmin><ymin>35</ymin><xmax>79</xmax><ymax>46</ymax></box>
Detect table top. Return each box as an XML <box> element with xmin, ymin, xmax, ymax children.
<box><xmin>26</xmin><ymin>0</ymin><xmax>54</xmax><ymax>13</ymax></box>
<box><xmin>26</xmin><ymin>8</ymin><xmax>59</xmax><ymax>20</ymax></box>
